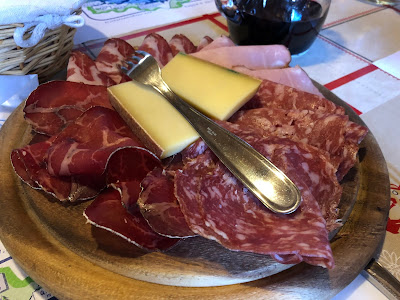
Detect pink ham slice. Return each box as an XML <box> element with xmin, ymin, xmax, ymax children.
<box><xmin>46</xmin><ymin>106</ymin><xmax>144</xmax><ymax>177</ymax></box>
<box><xmin>190</xmin><ymin>45</ymin><xmax>291</xmax><ymax>70</ymax></box>
<box><xmin>198</xmin><ymin>35</ymin><xmax>234</xmax><ymax>51</ymax></box>
<box><xmin>95</xmin><ymin>38</ymin><xmax>135</xmax><ymax>84</ymax></box>
<box><xmin>67</xmin><ymin>51</ymin><xmax>115</xmax><ymax>86</ymax></box>
<box><xmin>244</xmin><ymin>80</ymin><xmax>345</xmax><ymax>115</ymax></box>
<box><xmin>24</xmin><ymin>81</ymin><xmax>112</xmax><ymax>136</ymax></box>
<box><xmin>169</xmin><ymin>34</ymin><xmax>197</xmax><ymax>56</ymax></box>
<box><xmin>138</xmin><ymin>168</ymin><xmax>195</xmax><ymax>238</ymax></box>
<box><xmin>175</xmin><ymin>146</ymin><xmax>334</xmax><ymax>268</ymax></box>
<box><xmin>233</xmin><ymin>65</ymin><xmax>324</xmax><ymax>96</ymax></box>
<box><xmin>138</xmin><ymin>33</ymin><xmax>173</xmax><ymax>67</ymax></box>
<box><xmin>84</xmin><ymin>188</ymin><xmax>178</xmax><ymax>251</ymax></box>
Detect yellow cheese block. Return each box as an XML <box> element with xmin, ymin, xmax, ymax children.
<box><xmin>108</xmin><ymin>81</ymin><xmax>199</xmax><ymax>159</ymax></box>
<box><xmin>162</xmin><ymin>53</ymin><xmax>261</xmax><ymax>120</ymax></box>
<box><xmin>108</xmin><ymin>53</ymin><xmax>261</xmax><ymax>158</ymax></box>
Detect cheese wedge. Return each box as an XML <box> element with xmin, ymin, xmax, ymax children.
<box><xmin>108</xmin><ymin>54</ymin><xmax>261</xmax><ymax>158</ymax></box>
<box><xmin>108</xmin><ymin>82</ymin><xmax>199</xmax><ymax>158</ymax></box>
<box><xmin>162</xmin><ymin>53</ymin><xmax>261</xmax><ymax>120</ymax></box>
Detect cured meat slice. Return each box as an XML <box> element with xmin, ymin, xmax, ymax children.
<box><xmin>95</xmin><ymin>38</ymin><xmax>135</xmax><ymax>84</ymax></box>
<box><xmin>232</xmin><ymin>65</ymin><xmax>324</xmax><ymax>96</ymax></box>
<box><xmin>175</xmin><ymin>147</ymin><xmax>334</xmax><ymax>268</ymax></box>
<box><xmin>11</xmin><ymin>138</ymin><xmax>105</xmax><ymax>202</ymax></box>
<box><xmin>138</xmin><ymin>33</ymin><xmax>173</xmax><ymax>67</ymax></box>
<box><xmin>169</xmin><ymin>34</ymin><xmax>197</xmax><ymax>56</ymax></box>
<box><xmin>196</xmin><ymin>36</ymin><xmax>213</xmax><ymax>51</ymax></box>
<box><xmin>244</xmin><ymin>80</ymin><xmax>345</xmax><ymax>115</ymax></box>
<box><xmin>84</xmin><ymin>188</ymin><xmax>178</xmax><ymax>251</ymax></box>
<box><xmin>46</xmin><ymin>107</ymin><xmax>143</xmax><ymax>177</ymax></box>
<box><xmin>106</xmin><ymin>147</ymin><xmax>161</xmax><ymax>211</ymax></box>
<box><xmin>231</xmin><ymin>108</ymin><xmax>348</xmax><ymax>167</ymax></box>
<box><xmin>138</xmin><ymin>168</ymin><xmax>195</xmax><ymax>238</ymax></box>
<box><xmin>24</xmin><ymin>81</ymin><xmax>112</xmax><ymax>135</ymax></box>
<box><xmin>199</xmin><ymin>35</ymin><xmax>234</xmax><ymax>51</ymax></box>
<box><xmin>190</xmin><ymin>45</ymin><xmax>291</xmax><ymax>70</ymax></box>
<box><xmin>67</xmin><ymin>51</ymin><xmax>116</xmax><ymax>86</ymax></box>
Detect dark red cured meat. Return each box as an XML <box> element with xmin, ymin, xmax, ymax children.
<box><xmin>244</xmin><ymin>80</ymin><xmax>345</xmax><ymax>115</ymax></box>
<box><xmin>67</xmin><ymin>51</ymin><xmax>116</xmax><ymax>86</ymax></box>
<box><xmin>196</xmin><ymin>36</ymin><xmax>213</xmax><ymax>51</ymax></box>
<box><xmin>169</xmin><ymin>34</ymin><xmax>197</xmax><ymax>56</ymax></box>
<box><xmin>84</xmin><ymin>188</ymin><xmax>178</xmax><ymax>251</ymax></box>
<box><xmin>106</xmin><ymin>147</ymin><xmax>161</xmax><ymax>211</ymax></box>
<box><xmin>95</xmin><ymin>38</ymin><xmax>135</xmax><ymax>84</ymax></box>
<box><xmin>175</xmin><ymin>147</ymin><xmax>334</xmax><ymax>268</ymax></box>
<box><xmin>24</xmin><ymin>81</ymin><xmax>112</xmax><ymax>136</ymax></box>
<box><xmin>138</xmin><ymin>168</ymin><xmax>195</xmax><ymax>238</ymax></box>
<box><xmin>46</xmin><ymin>106</ymin><xmax>144</xmax><ymax>177</ymax></box>
<box><xmin>138</xmin><ymin>33</ymin><xmax>173</xmax><ymax>67</ymax></box>
<box><xmin>11</xmin><ymin>138</ymin><xmax>105</xmax><ymax>201</ymax></box>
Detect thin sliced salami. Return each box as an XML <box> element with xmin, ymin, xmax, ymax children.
<box><xmin>169</xmin><ymin>34</ymin><xmax>197</xmax><ymax>56</ymax></box>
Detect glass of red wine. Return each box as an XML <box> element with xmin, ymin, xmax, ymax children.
<box><xmin>215</xmin><ymin>0</ymin><xmax>331</xmax><ymax>55</ymax></box>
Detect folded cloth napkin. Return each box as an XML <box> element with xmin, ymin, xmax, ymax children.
<box><xmin>0</xmin><ymin>75</ymin><xmax>38</xmax><ymax>128</ymax></box>
<box><xmin>0</xmin><ymin>0</ymin><xmax>86</xmax><ymax>48</ymax></box>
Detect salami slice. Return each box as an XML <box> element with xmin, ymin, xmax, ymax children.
<box><xmin>138</xmin><ymin>168</ymin><xmax>195</xmax><ymax>238</ymax></box>
<box><xmin>244</xmin><ymin>80</ymin><xmax>345</xmax><ymax>115</ymax></box>
<box><xmin>84</xmin><ymin>188</ymin><xmax>178</xmax><ymax>251</ymax></box>
<box><xmin>67</xmin><ymin>51</ymin><xmax>116</xmax><ymax>86</ymax></box>
<box><xmin>24</xmin><ymin>81</ymin><xmax>112</xmax><ymax>135</ymax></box>
<box><xmin>198</xmin><ymin>35</ymin><xmax>234</xmax><ymax>51</ymax></box>
<box><xmin>175</xmin><ymin>148</ymin><xmax>334</xmax><ymax>268</ymax></box>
<box><xmin>196</xmin><ymin>36</ymin><xmax>213</xmax><ymax>51</ymax></box>
<box><xmin>138</xmin><ymin>33</ymin><xmax>173</xmax><ymax>67</ymax></box>
<box><xmin>169</xmin><ymin>34</ymin><xmax>197</xmax><ymax>56</ymax></box>
<box><xmin>95</xmin><ymin>38</ymin><xmax>135</xmax><ymax>84</ymax></box>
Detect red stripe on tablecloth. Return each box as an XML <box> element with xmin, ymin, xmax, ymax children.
<box><xmin>324</xmin><ymin>65</ymin><xmax>378</xmax><ymax>90</ymax></box>
<box><xmin>206</xmin><ymin>16</ymin><xmax>228</xmax><ymax>32</ymax></box>
<box><xmin>348</xmin><ymin>104</ymin><xmax>363</xmax><ymax>115</ymax></box>
<box><xmin>323</xmin><ymin>7</ymin><xmax>384</xmax><ymax>28</ymax></box>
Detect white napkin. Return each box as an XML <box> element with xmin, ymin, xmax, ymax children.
<box><xmin>0</xmin><ymin>0</ymin><xmax>86</xmax><ymax>48</ymax></box>
<box><xmin>0</xmin><ymin>75</ymin><xmax>38</xmax><ymax>128</ymax></box>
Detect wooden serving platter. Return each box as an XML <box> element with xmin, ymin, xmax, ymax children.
<box><xmin>0</xmin><ymin>86</ymin><xmax>390</xmax><ymax>299</ymax></box>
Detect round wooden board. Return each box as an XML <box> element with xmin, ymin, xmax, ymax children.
<box><xmin>0</xmin><ymin>86</ymin><xmax>390</xmax><ymax>299</ymax></box>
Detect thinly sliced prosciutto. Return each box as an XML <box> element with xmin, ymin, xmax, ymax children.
<box><xmin>196</xmin><ymin>36</ymin><xmax>213</xmax><ymax>51</ymax></box>
<box><xmin>199</xmin><ymin>35</ymin><xmax>234</xmax><ymax>51</ymax></box>
<box><xmin>67</xmin><ymin>51</ymin><xmax>115</xmax><ymax>86</ymax></box>
<box><xmin>23</xmin><ymin>81</ymin><xmax>112</xmax><ymax>135</ymax></box>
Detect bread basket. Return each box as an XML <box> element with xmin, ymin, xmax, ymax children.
<box><xmin>0</xmin><ymin>11</ymin><xmax>80</xmax><ymax>81</ymax></box>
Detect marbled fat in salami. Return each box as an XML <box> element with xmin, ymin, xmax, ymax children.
<box><xmin>175</xmin><ymin>147</ymin><xmax>334</xmax><ymax>268</ymax></box>
<box><xmin>138</xmin><ymin>33</ymin><xmax>173</xmax><ymax>67</ymax></box>
<box><xmin>138</xmin><ymin>168</ymin><xmax>195</xmax><ymax>238</ymax></box>
<box><xmin>95</xmin><ymin>38</ymin><xmax>135</xmax><ymax>84</ymax></box>
<box><xmin>24</xmin><ymin>81</ymin><xmax>112</xmax><ymax>135</ymax></box>
<box><xmin>244</xmin><ymin>80</ymin><xmax>345</xmax><ymax>115</ymax></box>
<box><xmin>84</xmin><ymin>188</ymin><xmax>178</xmax><ymax>251</ymax></box>
<box><xmin>67</xmin><ymin>51</ymin><xmax>116</xmax><ymax>86</ymax></box>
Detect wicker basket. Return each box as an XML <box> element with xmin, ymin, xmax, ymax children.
<box><xmin>0</xmin><ymin>12</ymin><xmax>80</xmax><ymax>82</ymax></box>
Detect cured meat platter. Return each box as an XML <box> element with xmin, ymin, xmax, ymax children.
<box><xmin>0</xmin><ymin>81</ymin><xmax>390</xmax><ymax>299</ymax></box>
